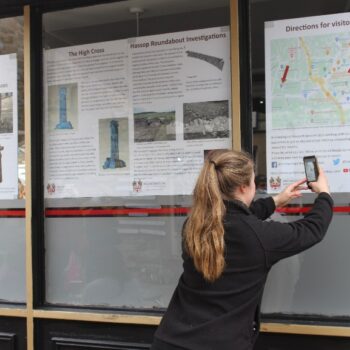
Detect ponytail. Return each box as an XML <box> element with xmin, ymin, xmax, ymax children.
<box><xmin>184</xmin><ymin>150</ymin><xmax>253</xmax><ymax>282</ymax></box>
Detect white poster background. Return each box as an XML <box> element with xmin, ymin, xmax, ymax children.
<box><xmin>0</xmin><ymin>54</ymin><xmax>18</xmax><ymax>199</ymax></box>
<box><xmin>44</xmin><ymin>27</ymin><xmax>231</xmax><ymax>198</ymax></box>
<box><xmin>265</xmin><ymin>13</ymin><xmax>350</xmax><ymax>193</ymax></box>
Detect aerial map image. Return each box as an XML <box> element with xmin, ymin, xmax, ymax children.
<box><xmin>270</xmin><ymin>32</ymin><xmax>350</xmax><ymax>129</ymax></box>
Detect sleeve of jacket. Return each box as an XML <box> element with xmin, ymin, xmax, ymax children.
<box><xmin>251</xmin><ymin>193</ymin><xmax>333</xmax><ymax>267</ymax></box>
<box><xmin>249</xmin><ymin>197</ymin><xmax>276</xmax><ymax>220</ymax></box>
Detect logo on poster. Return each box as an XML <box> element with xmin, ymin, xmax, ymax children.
<box><xmin>269</xmin><ymin>176</ymin><xmax>281</xmax><ymax>190</ymax></box>
<box><xmin>47</xmin><ymin>183</ymin><xmax>56</xmax><ymax>194</ymax></box>
<box><xmin>132</xmin><ymin>179</ymin><xmax>143</xmax><ymax>193</ymax></box>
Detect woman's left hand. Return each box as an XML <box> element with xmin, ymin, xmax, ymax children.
<box><xmin>273</xmin><ymin>178</ymin><xmax>308</xmax><ymax>208</ymax></box>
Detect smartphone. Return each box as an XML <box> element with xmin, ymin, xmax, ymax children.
<box><xmin>303</xmin><ymin>156</ymin><xmax>319</xmax><ymax>183</ymax></box>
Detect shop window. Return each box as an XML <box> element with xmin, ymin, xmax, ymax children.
<box><xmin>251</xmin><ymin>0</ymin><xmax>350</xmax><ymax>317</ymax></box>
<box><xmin>0</xmin><ymin>16</ymin><xmax>26</xmax><ymax>303</ymax></box>
<box><xmin>42</xmin><ymin>0</ymin><xmax>231</xmax><ymax>308</ymax></box>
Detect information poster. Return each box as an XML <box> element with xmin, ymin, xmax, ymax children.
<box><xmin>0</xmin><ymin>54</ymin><xmax>18</xmax><ymax>199</ymax></box>
<box><xmin>44</xmin><ymin>26</ymin><xmax>231</xmax><ymax>198</ymax></box>
<box><xmin>265</xmin><ymin>13</ymin><xmax>350</xmax><ymax>193</ymax></box>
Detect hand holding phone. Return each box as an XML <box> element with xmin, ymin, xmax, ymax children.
<box><xmin>303</xmin><ymin>156</ymin><xmax>319</xmax><ymax>184</ymax></box>
<box><xmin>303</xmin><ymin>156</ymin><xmax>330</xmax><ymax>194</ymax></box>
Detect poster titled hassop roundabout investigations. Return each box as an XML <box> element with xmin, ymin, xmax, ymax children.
<box><xmin>44</xmin><ymin>26</ymin><xmax>232</xmax><ymax>198</ymax></box>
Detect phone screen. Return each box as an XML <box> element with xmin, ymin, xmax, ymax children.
<box><xmin>304</xmin><ymin>157</ymin><xmax>318</xmax><ymax>182</ymax></box>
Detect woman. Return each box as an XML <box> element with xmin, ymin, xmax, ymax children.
<box><xmin>151</xmin><ymin>150</ymin><xmax>333</xmax><ymax>350</ymax></box>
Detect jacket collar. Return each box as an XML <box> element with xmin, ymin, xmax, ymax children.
<box><xmin>224</xmin><ymin>199</ymin><xmax>251</xmax><ymax>215</ymax></box>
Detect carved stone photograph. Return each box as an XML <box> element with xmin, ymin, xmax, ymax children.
<box><xmin>185</xmin><ymin>50</ymin><xmax>224</xmax><ymax>71</ymax></box>
<box><xmin>0</xmin><ymin>92</ymin><xmax>13</xmax><ymax>134</ymax></box>
<box><xmin>183</xmin><ymin>100</ymin><xmax>229</xmax><ymax>140</ymax></box>
<box><xmin>134</xmin><ymin>109</ymin><xmax>176</xmax><ymax>142</ymax></box>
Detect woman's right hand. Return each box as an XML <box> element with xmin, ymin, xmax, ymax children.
<box><xmin>308</xmin><ymin>167</ymin><xmax>330</xmax><ymax>194</ymax></box>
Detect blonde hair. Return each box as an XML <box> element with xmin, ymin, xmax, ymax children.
<box><xmin>184</xmin><ymin>149</ymin><xmax>254</xmax><ymax>282</ymax></box>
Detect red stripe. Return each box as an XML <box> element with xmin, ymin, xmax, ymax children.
<box><xmin>277</xmin><ymin>207</ymin><xmax>310</xmax><ymax>214</ymax></box>
<box><xmin>0</xmin><ymin>206</ymin><xmax>347</xmax><ymax>218</ymax></box>
<box><xmin>45</xmin><ymin>207</ymin><xmax>190</xmax><ymax>217</ymax></box>
<box><xmin>44</xmin><ymin>206</ymin><xmax>350</xmax><ymax>217</ymax></box>
<box><xmin>278</xmin><ymin>206</ymin><xmax>350</xmax><ymax>214</ymax></box>
<box><xmin>333</xmin><ymin>206</ymin><xmax>350</xmax><ymax>213</ymax></box>
<box><xmin>0</xmin><ymin>210</ymin><xmax>25</xmax><ymax>217</ymax></box>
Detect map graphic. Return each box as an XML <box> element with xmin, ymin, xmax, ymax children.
<box><xmin>270</xmin><ymin>32</ymin><xmax>350</xmax><ymax>129</ymax></box>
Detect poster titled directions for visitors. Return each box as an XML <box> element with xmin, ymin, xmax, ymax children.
<box><xmin>265</xmin><ymin>12</ymin><xmax>350</xmax><ymax>193</ymax></box>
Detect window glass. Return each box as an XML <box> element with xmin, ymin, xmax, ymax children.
<box><xmin>251</xmin><ymin>0</ymin><xmax>350</xmax><ymax>316</ymax></box>
<box><xmin>0</xmin><ymin>16</ymin><xmax>26</xmax><ymax>303</ymax></box>
<box><xmin>43</xmin><ymin>0</ymin><xmax>231</xmax><ymax>308</ymax></box>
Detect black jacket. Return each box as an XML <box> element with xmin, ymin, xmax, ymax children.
<box><xmin>151</xmin><ymin>193</ymin><xmax>333</xmax><ymax>350</ymax></box>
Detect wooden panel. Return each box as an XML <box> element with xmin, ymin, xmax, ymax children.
<box><xmin>0</xmin><ymin>317</ymin><xmax>26</xmax><ymax>350</ymax></box>
<box><xmin>255</xmin><ymin>332</ymin><xmax>350</xmax><ymax>350</ymax></box>
<box><xmin>261</xmin><ymin>323</ymin><xmax>350</xmax><ymax>337</ymax></box>
<box><xmin>33</xmin><ymin>310</ymin><xmax>161</xmax><ymax>325</ymax></box>
<box><xmin>0</xmin><ymin>309</ymin><xmax>26</xmax><ymax>318</ymax></box>
<box><xmin>230</xmin><ymin>0</ymin><xmax>241</xmax><ymax>150</ymax></box>
<box><xmin>24</xmin><ymin>5</ymin><xmax>34</xmax><ymax>350</ymax></box>
<box><xmin>35</xmin><ymin>319</ymin><xmax>155</xmax><ymax>350</ymax></box>
<box><xmin>0</xmin><ymin>332</ymin><xmax>16</xmax><ymax>350</ymax></box>
<box><xmin>52</xmin><ymin>337</ymin><xmax>149</xmax><ymax>349</ymax></box>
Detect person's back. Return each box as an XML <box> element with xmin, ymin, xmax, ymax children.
<box><xmin>151</xmin><ymin>150</ymin><xmax>332</xmax><ymax>350</ymax></box>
